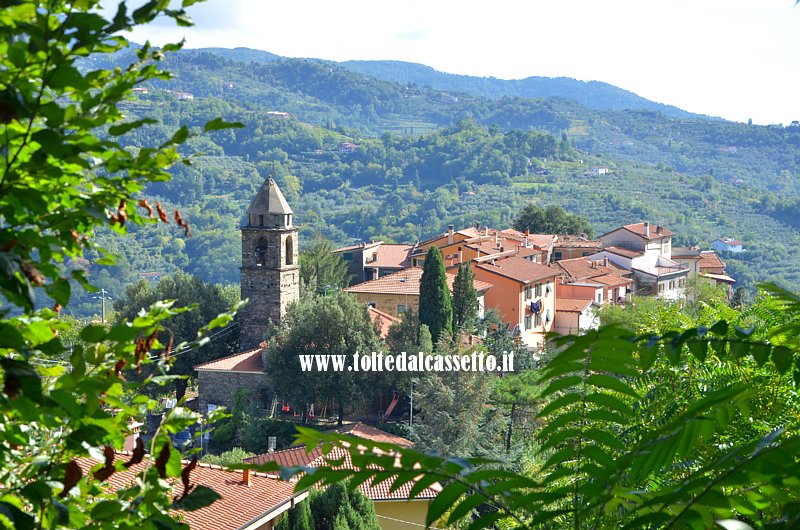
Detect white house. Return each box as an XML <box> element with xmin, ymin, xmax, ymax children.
<box><xmin>711</xmin><ymin>238</ymin><xmax>744</xmax><ymax>253</ymax></box>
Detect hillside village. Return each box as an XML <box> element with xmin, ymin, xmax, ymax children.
<box><xmin>162</xmin><ymin>178</ymin><xmax>740</xmax><ymax>529</ymax></box>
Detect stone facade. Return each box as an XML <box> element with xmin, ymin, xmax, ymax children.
<box><xmin>197</xmin><ymin>369</ymin><xmax>270</xmax><ymax>414</ymax></box>
<box><xmin>239</xmin><ymin>179</ymin><xmax>300</xmax><ymax>348</ymax></box>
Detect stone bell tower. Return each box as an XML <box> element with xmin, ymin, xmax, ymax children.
<box><xmin>239</xmin><ymin>178</ymin><xmax>300</xmax><ymax>349</ymax></box>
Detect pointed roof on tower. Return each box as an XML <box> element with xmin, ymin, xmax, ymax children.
<box><xmin>248</xmin><ymin>178</ymin><xmax>293</xmax><ymax>217</ymax></box>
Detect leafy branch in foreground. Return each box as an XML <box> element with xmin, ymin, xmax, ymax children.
<box><xmin>264</xmin><ymin>289</ymin><xmax>800</xmax><ymax>529</ymax></box>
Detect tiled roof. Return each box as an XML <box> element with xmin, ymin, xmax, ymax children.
<box><xmin>620</xmin><ymin>222</ymin><xmax>674</xmax><ymax>239</ymax></box>
<box><xmin>527</xmin><ymin>234</ymin><xmax>558</xmax><ymax>248</ymax></box>
<box><xmin>671</xmin><ymin>246</ymin><xmax>702</xmax><ymax>259</ymax></box>
<box><xmin>605</xmin><ymin>246</ymin><xmax>644</xmax><ymax>259</ymax></box>
<box><xmin>466</xmin><ymin>240</ymin><xmax>540</xmax><ymax>259</ymax></box>
<box><xmin>700</xmin><ymin>272</ymin><xmax>736</xmax><ymax>285</ymax></box>
<box><xmin>716</xmin><ymin>238</ymin><xmax>743</xmax><ymax>245</ymax></box>
<box><xmin>554</xmin><ymin>236</ymin><xmax>601</xmax><ymax>249</ymax></box>
<box><xmin>344</xmin><ymin>267</ymin><xmax>492</xmax><ymax>296</ymax></box>
<box><xmin>194</xmin><ymin>348</ymin><xmax>264</xmax><ymax>373</ymax></box>
<box><xmin>475</xmin><ymin>256</ymin><xmax>558</xmax><ymax>284</ymax></box>
<box><xmin>367</xmin><ymin>244</ymin><xmax>412</xmax><ymax>269</ymax></box>
<box><xmin>246</xmin><ymin>445</ymin><xmax>440</xmax><ymax>501</ymax></box>
<box><xmin>557</xmin><ymin>298</ymin><xmax>595</xmax><ymax>313</ymax></box>
<box><xmin>334</xmin><ymin>241</ymin><xmax>382</xmax><ymax>253</ymax></box>
<box><xmin>588</xmin><ymin>274</ymin><xmax>632</xmax><ymax>287</ymax></box>
<box><xmin>553</xmin><ymin>256</ymin><xmax>621</xmax><ymax>280</ymax></box>
<box><xmin>76</xmin><ymin>454</ymin><xmax>303</xmax><ymax>530</ymax></box>
<box><xmin>245</xmin><ymin>446</ymin><xmax>324</xmax><ymax>468</ymax></box>
<box><xmin>334</xmin><ymin>422</ymin><xmax>414</xmax><ymax>448</ymax></box>
<box><xmin>368</xmin><ymin>307</ymin><xmax>399</xmax><ymax>339</ymax></box>
<box><xmin>699</xmin><ymin>251</ymin><xmax>726</xmax><ymax>272</ymax></box>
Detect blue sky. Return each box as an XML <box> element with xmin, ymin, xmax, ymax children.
<box><xmin>122</xmin><ymin>0</ymin><xmax>800</xmax><ymax>125</ymax></box>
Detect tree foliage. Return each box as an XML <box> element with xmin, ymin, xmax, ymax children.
<box><xmin>513</xmin><ymin>203</ymin><xmax>595</xmax><ymax>237</ymax></box>
<box><xmin>0</xmin><ymin>1</ymin><xmax>243</xmax><ymax>527</ymax></box>
<box><xmin>263</xmin><ymin>291</ymin><xmax>384</xmax><ymax>424</ymax></box>
<box><xmin>276</xmin><ymin>483</ymin><xmax>379</xmax><ymax>530</ymax></box>
<box><xmin>298</xmin><ymin>233</ymin><xmax>352</xmax><ymax>295</ymax></box>
<box><xmin>418</xmin><ymin>246</ymin><xmax>453</xmax><ymax>344</ymax></box>
<box><xmin>452</xmin><ymin>262</ymin><xmax>479</xmax><ymax>335</ymax></box>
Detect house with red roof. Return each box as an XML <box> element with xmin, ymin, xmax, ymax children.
<box><xmin>711</xmin><ymin>237</ymin><xmax>745</xmax><ymax>253</ymax></box>
<box><xmin>194</xmin><ymin>348</ymin><xmax>268</xmax><ymax>416</ymax></box>
<box><xmin>334</xmin><ymin>241</ymin><xmax>413</xmax><ymax>285</ymax></box>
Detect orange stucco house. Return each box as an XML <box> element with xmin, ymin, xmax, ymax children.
<box><xmin>472</xmin><ymin>255</ymin><xmax>559</xmax><ymax>351</ymax></box>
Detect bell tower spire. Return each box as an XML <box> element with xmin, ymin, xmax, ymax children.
<box><xmin>239</xmin><ymin>177</ymin><xmax>300</xmax><ymax>348</ymax></box>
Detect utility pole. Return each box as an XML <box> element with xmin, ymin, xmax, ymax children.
<box><xmin>94</xmin><ymin>288</ymin><xmax>111</xmax><ymax>324</ymax></box>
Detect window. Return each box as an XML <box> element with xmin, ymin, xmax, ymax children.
<box><xmin>412</xmin><ymin>259</ymin><xmax>418</xmax><ymax>267</ymax></box>
<box><xmin>535</xmin><ymin>283</ymin><xmax>542</xmax><ymax>297</ymax></box>
<box><xmin>553</xmin><ymin>251</ymin><xmax>563</xmax><ymax>260</ymax></box>
<box><xmin>582</xmin><ymin>252</ymin><xmax>591</xmax><ymax>257</ymax></box>
<box><xmin>658</xmin><ymin>283</ymin><xmax>665</xmax><ymax>292</ymax></box>
<box><xmin>534</xmin><ymin>313</ymin><xmax>542</xmax><ymax>327</ymax></box>
<box><xmin>679</xmin><ymin>278</ymin><xmax>685</xmax><ymax>288</ymax></box>
<box><xmin>524</xmin><ymin>285</ymin><xmax>532</xmax><ymax>299</ymax></box>
<box><xmin>669</xmin><ymin>280</ymin><xmax>675</xmax><ymax>289</ymax></box>
<box><xmin>545</xmin><ymin>281</ymin><xmax>552</xmax><ymax>295</ymax></box>
<box><xmin>525</xmin><ymin>314</ymin><xmax>532</xmax><ymax>330</ymax></box>
<box><xmin>285</xmin><ymin>236</ymin><xmax>294</xmax><ymax>265</ymax></box>
<box><xmin>597</xmin><ymin>292</ymin><xmax>603</xmax><ymax>304</ymax></box>
<box><xmin>545</xmin><ymin>309</ymin><xmax>551</xmax><ymax>323</ymax></box>
<box><xmin>342</xmin><ymin>252</ymin><xmax>353</xmax><ymax>262</ymax></box>
<box><xmin>397</xmin><ymin>304</ymin><xmax>407</xmax><ymax>314</ymax></box>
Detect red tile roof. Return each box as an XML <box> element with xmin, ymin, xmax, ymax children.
<box><xmin>246</xmin><ymin>445</ymin><xmax>439</xmax><ymax>501</ymax></box>
<box><xmin>344</xmin><ymin>267</ymin><xmax>492</xmax><ymax>296</ymax></box>
<box><xmin>76</xmin><ymin>454</ymin><xmax>304</xmax><ymax>530</ymax></box>
<box><xmin>556</xmin><ymin>298</ymin><xmax>594</xmax><ymax>313</ymax></box>
<box><xmin>334</xmin><ymin>241</ymin><xmax>382</xmax><ymax>253</ymax></box>
<box><xmin>587</xmin><ymin>274</ymin><xmax>632</xmax><ymax>287</ymax></box>
<box><xmin>194</xmin><ymin>348</ymin><xmax>264</xmax><ymax>373</ymax></box>
<box><xmin>620</xmin><ymin>222</ymin><xmax>674</xmax><ymax>239</ymax></box>
<box><xmin>699</xmin><ymin>251</ymin><xmax>726</xmax><ymax>273</ymax></box>
<box><xmin>367</xmin><ymin>244</ymin><xmax>412</xmax><ymax>269</ymax></box>
<box><xmin>475</xmin><ymin>256</ymin><xmax>558</xmax><ymax>284</ymax></box>
<box><xmin>552</xmin><ymin>256</ymin><xmax>624</xmax><ymax>281</ymax></box>
<box><xmin>368</xmin><ymin>307</ymin><xmax>399</xmax><ymax>339</ymax></box>
<box><xmin>245</xmin><ymin>446</ymin><xmax>325</xmax><ymax>468</ymax></box>
<box><xmin>334</xmin><ymin>422</ymin><xmax>414</xmax><ymax>448</ymax></box>
<box><xmin>604</xmin><ymin>246</ymin><xmax>644</xmax><ymax>258</ymax></box>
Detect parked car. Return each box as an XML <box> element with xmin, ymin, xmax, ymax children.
<box><xmin>172</xmin><ymin>430</ymin><xmax>192</xmax><ymax>450</ymax></box>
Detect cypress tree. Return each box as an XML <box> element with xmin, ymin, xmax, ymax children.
<box><xmin>418</xmin><ymin>246</ymin><xmax>453</xmax><ymax>344</ymax></box>
<box><xmin>452</xmin><ymin>262</ymin><xmax>479</xmax><ymax>334</ymax></box>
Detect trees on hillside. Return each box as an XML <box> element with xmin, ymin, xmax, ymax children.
<box><xmin>114</xmin><ymin>272</ymin><xmax>240</xmax><ymax>398</ymax></box>
<box><xmin>418</xmin><ymin>246</ymin><xmax>453</xmax><ymax>344</ymax></box>
<box><xmin>263</xmin><ymin>291</ymin><xmax>384</xmax><ymax>425</ymax></box>
<box><xmin>513</xmin><ymin>203</ymin><xmax>595</xmax><ymax>237</ymax></box>
<box><xmin>0</xmin><ymin>0</ymin><xmax>242</xmax><ymax>527</ymax></box>
<box><xmin>299</xmin><ymin>233</ymin><xmax>353</xmax><ymax>295</ymax></box>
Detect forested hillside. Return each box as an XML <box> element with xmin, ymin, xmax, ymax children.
<box><xmin>69</xmin><ymin>47</ymin><xmax>800</xmax><ymax>316</ymax></box>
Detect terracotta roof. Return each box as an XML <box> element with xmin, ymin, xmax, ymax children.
<box><xmin>475</xmin><ymin>256</ymin><xmax>558</xmax><ymax>284</ymax></box>
<box><xmin>194</xmin><ymin>348</ymin><xmax>263</xmax><ymax>373</ymax></box>
<box><xmin>344</xmin><ymin>267</ymin><xmax>492</xmax><ymax>296</ymax></box>
<box><xmin>466</xmin><ymin>240</ymin><xmax>541</xmax><ymax>259</ymax></box>
<box><xmin>671</xmin><ymin>246</ymin><xmax>702</xmax><ymax>259</ymax></box>
<box><xmin>334</xmin><ymin>422</ymin><xmax>414</xmax><ymax>448</ymax></box>
<box><xmin>527</xmin><ymin>234</ymin><xmax>558</xmax><ymax>248</ymax></box>
<box><xmin>699</xmin><ymin>251</ymin><xmax>726</xmax><ymax>272</ymax></box>
<box><xmin>621</xmin><ymin>222</ymin><xmax>674</xmax><ymax>239</ymax></box>
<box><xmin>368</xmin><ymin>307</ymin><xmax>399</xmax><ymax>339</ymax></box>
<box><xmin>367</xmin><ymin>244</ymin><xmax>412</xmax><ymax>269</ymax></box>
<box><xmin>557</xmin><ymin>298</ymin><xmax>594</xmax><ymax>313</ymax></box>
<box><xmin>554</xmin><ymin>236</ymin><xmax>601</xmax><ymax>249</ymax></box>
<box><xmin>247</xmin><ymin>445</ymin><xmax>440</xmax><ymax>501</ymax></box>
<box><xmin>245</xmin><ymin>446</ymin><xmax>324</xmax><ymax>468</ymax></box>
<box><xmin>715</xmin><ymin>238</ymin><xmax>743</xmax><ymax>246</ymax></box>
<box><xmin>553</xmin><ymin>256</ymin><xmax>622</xmax><ymax>281</ymax></box>
<box><xmin>604</xmin><ymin>246</ymin><xmax>644</xmax><ymax>259</ymax></box>
<box><xmin>76</xmin><ymin>454</ymin><xmax>303</xmax><ymax>530</ymax></box>
<box><xmin>587</xmin><ymin>274</ymin><xmax>633</xmax><ymax>287</ymax></box>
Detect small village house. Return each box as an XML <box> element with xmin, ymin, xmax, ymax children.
<box><xmin>711</xmin><ymin>237</ymin><xmax>745</xmax><ymax>253</ymax></box>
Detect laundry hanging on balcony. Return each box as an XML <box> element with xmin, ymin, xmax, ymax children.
<box><xmin>530</xmin><ymin>300</ymin><xmax>542</xmax><ymax>313</ymax></box>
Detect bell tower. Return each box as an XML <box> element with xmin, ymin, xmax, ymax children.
<box><xmin>239</xmin><ymin>178</ymin><xmax>300</xmax><ymax>349</ymax></box>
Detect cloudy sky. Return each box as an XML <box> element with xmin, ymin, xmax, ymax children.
<box><xmin>122</xmin><ymin>0</ymin><xmax>800</xmax><ymax>125</ymax></box>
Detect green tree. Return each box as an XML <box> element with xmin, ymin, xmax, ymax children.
<box><xmin>114</xmin><ymin>271</ymin><xmax>240</xmax><ymax>399</ymax></box>
<box><xmin>277</xmin><ymin>483</ymin><xmax>379</xmax><ymax>530</ymax></box>
<box><xmin>299</xmin><ymin>233</ymin><xmax>353</xmax><ymax>295</ymax></box>
<box><xmin>451</xmin><ymin>262</ymin><xmax>479</xmax><ymax>335</ymax></box>
<box><xmin>263</xmin><ymin>291</ymin><xmax>384</xmax><ymax>425</ymax></box>
<box><xmin>0</xmin><ymin>0</ymin><xmax>242</xmax><ymax>527</ymax></box>
<box><xmin>418</xmin><ymin>246</ymin><xmax>453</xmax><ymax>344</ymax></box>
<box><xmin>513</xmin><ymin>203</ymin><xmax>595</xmax><ymax>237</ymax></box>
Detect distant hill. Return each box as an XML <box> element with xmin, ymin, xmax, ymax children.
<box><xmin>198</xmin><ymin>47</ymin><xmax>280</xmax><ymax>64</ymax></box>
<box><xmin>340</xmin><ymin>59</ymin><xmax>702</xmax><ymax>119</ymax></box>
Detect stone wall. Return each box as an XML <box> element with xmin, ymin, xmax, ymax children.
<box><xmin>197</xmin><ymin>370</ymin><xmax>271</xmax><ymax>415</ymax></box>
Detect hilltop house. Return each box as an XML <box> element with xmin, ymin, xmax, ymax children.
<box><xmin>711</xmin><ymin>237</ymin><xmax>745</xmax><ymax>253</ymax></box>
<box><xmin>472</xmin><ymin>255</ymin><xmax>559</xmax><ymax>350</ymax></box>
<box><xmin>590</xmin><ymin>222</ymin><xmax>689</xmax><ymax>300</ymax></box>
<box><xmin>343</xmin><ymin>267</ymin><xmax>492</xmax><ymax>318</ymax></box>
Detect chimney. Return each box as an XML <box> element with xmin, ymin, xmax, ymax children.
<box><xmin>494</xmin><ymin>231</ymin><xmax>499</xmax><ymax>249</ymax></box>
<box><xmin>644</xmin><ymin>222</ymin><xmax>650</xmax><ymax>238</ymax></box>
<box><xmin>243</xmin><ymin>469</ymin><xmax>251</xmax><ymax>486</ymax></box>
<box><xmin>458</xmin><ymin>248</ymin><xmax>463</xmax><ymax>264</ymax></box>
<box><xmin>603</xmin><ymin>257</ymin><xmax>609</xmax><ymax>268</ymax></box>
<box><xmin>475</xmin><ymin>222</ymin><xmax>480</xmax><ymax>231</ymax></box>
<box><xmin>656</xmin><ymin>225</ymin><xmax>663</xmax><ymax>235</ymax></box>
<box><xmin>447</xmin><ymin>224</ymin><xmax>455</xmax><ymax>245</ymax></box>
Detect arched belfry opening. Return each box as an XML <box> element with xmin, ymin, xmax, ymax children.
<box><xmin>256</xmin><ymin>239</ymin><xmax>268</xmax><ymax>266</ymax></box>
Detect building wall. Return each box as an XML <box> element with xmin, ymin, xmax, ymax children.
<box><xmin>375</xmin><ymin>500</ymin><xmax>432</xmax><ymax>530</ymax></box>
<box><xmin>557</xmin><ymin>283</ymin><xmax>603</xmax><ymax>303</ymax></box>
<box><xmin>197</xmin><ymin>370</ymin><xmax>270</xmax><ymax>415</ymax></box>
<box><xmin>554</xmin><ymin>311</ymin><xmax>580</xmax><ymax>335</ymax></box>
<box><xmin>350</xmin><ymin>292</ymin><xmax>419</xmax><ymax>318</ymax></box>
